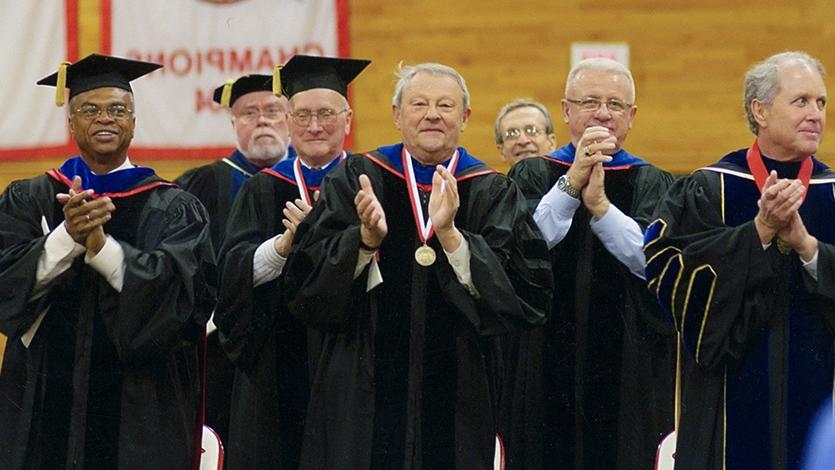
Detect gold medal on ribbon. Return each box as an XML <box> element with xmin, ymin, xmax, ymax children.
<box><xmin>402</xmin><ymin>147</ymin><xmax>459</xmax><ymax>268</ymax></box>
<box><xmin>776</xmin><ymin>239</ymin><xmax>792</xmax><ymax>255</ymax></box>
<box><xmin>415</xmin><ymin>244</ymin><xmax>437</xmax><ymax>266</ymax></box>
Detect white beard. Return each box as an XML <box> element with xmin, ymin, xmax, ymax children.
<box><xmin>238</xmin><ymin>129</ymin><xmax>288</xmax><ymax>164</ymax></box>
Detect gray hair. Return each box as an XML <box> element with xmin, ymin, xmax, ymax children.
<box><xmin>392</xmin><ymin>62</ymin><xmax>470</xmax><ymax>108</ymax></box>
<box><xmin>744</xmin><ymin>51</ymin><xmax>826</xmax><ymax>134</ymax></box>
<box><xmin>494</xmin><ymin>98</ymin><xmax>554</xmax><ymax>144</ymax></box>
<box><xmin>565</xmin><ymin>58</ymin><xmax>636</xmax><ymax>103</ymax></box>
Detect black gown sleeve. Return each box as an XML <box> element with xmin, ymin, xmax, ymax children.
<box><xmin>801</xmin><ymin>241</ymin><xmax>835</xmax><ymax>334</ymax></box>
<box><xmin>101</xmin><ymin>190</ymin><xmax>215</xmax><ymax>364</ymax></box>
<box><xmin>507</xmin><ymin>157</ymin><xmax>555</xmax><ymax>213</ymax></box>
<box><xmin>0</xmin><ymin>178</ymin><xmax>65</xmax><ymax>338</ymax></box>
<box><xmin>175</xmin><ymin>165</ymin><xmax>224</xmax><ymax>252</ymax></box>
<box><xmin>282</xmin><ymin>158</ymin><xmax>368</xmax><ymax>332</ymax></box>
<box><xmin>643</xmin><ymin>171</ymin><xmax>788</xmax><ymax>371</ymax></box>
<box><xmin>434</xmin><ymin>173</ymin><xmax>553</xmax><ymax>333</ymax></box>
<box><xmin>630</xmin><ymin>166</ymin><xmax>675</xmax><ymax>227</ymax></box>
<box><xmin>627</xmin><ymin>167</ymin><xmax>678</xmax><ymax>336</ymax></box>
<box><xmin>214</xmin><ymin>175</ymin><xmax>284</xmax><ymax>369</ymax></box>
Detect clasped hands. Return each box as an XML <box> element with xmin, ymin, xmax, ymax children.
<box><xmin>754</xmin><ymin>171</ymin><xmax>817</xmax><ymax>261</ymax></box>
<box><xmin>56</xmin><ymin>176</ymin><xmax>114</xmax><ymax>255</ymax></box>
<box><xmin>568</xmin><ymin>126</ymin><xmax>616</xmax><ymax>219</ymax></box>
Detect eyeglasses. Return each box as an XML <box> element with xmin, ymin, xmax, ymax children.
<box><xmin>289</xmin><ymin>108</ymin><xmax>348</xmax><ymax>127</ymax></box>
<box><xmin>503</xmin><ymin>125</ymin><xmax>545</xmax><ymax>142</ymax></box>
<box><xmin>565</xmin><ymin>97</ymin><xmax>632</xmax><ymax>114</ymax></box>
<box><xmin>235</xmin><ymin>107</ymin><xmax>287</xmax><ymax>124</ymax></box>
<box><xmin>72</xmin><ymin>104</ymin><xmax>133</xmax><ymax>120</ymax></box>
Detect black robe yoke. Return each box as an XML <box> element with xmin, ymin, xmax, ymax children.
<box><xmin>214</xmin><ymin>169</ymin><xmax>315</xmax><ymax>470</ymax></box>
<box><xmin>508</xmin><ymin>155</ymin><xmax>675</xmax><ymax>470</ymax></box>
<box><xmin>644</xmin><ymin>149</ymin><xmax>835</xmax><ymax>470</ymax></box>
<box><xmin>282</xmin><ymin>150</ymin><xmax>553</xmax><ymax>470</ymax></box>
<box><xmin>175</xmin><ymin>154</ymin><xmax>257</xmax><ymax>252</ymax></box>
<box><xmin>0</xmin><ymin>173</ymin><xmax>214</xmax><ymax>469</ymax></box>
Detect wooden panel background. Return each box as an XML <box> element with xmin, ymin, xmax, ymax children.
<box><xmin>1</xmin><ymin>0</ymin><xmax>835</xmax><ymax>363</ymax></box>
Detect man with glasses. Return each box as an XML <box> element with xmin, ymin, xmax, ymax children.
<box><xmin>645</xmin><ymin>51</ymin><xmax>835</xmax><ymax>470</ymax></box>
<box><xmin>0</xmin><ymin>54</ymin><xmax>215</xmax><ymax>468</ymax></box>
<box><xmin>177</xmin><ymin>74</ymin><xmax>294</xmax><ymax>254</ymax></box>
<box><xmin>495</xmin><ymin>98</ymin><xmax>557</xmax><ymax>166</ymax></box>
<box><xmin>174</xmin><ymin>73</ymin><xmax>292</xmax><ymax>449</ymax></box>
<box><xmin>214</xmin><ymin>55</ymin><xmax>369</xmax><ymax>470</ymax></box>
<box><xmin>508</xmin><ymin>57</ymin><xmax>674</xmax><ymax>469</ymax></box>
<box><xmin>282</xmin><ymin>62</ymin><xmax>553</xmax><ymax>469</ymax></box>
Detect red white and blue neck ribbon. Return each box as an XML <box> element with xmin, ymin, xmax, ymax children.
<box><xmin>401</xmin><ymin>148</ymin><xmax>459</xmax><ymax>244</ymax></box>
<box><xmin>293</xmin><ymin>151</ymin><xmax>347</xmax><ymax>205</ymax></box>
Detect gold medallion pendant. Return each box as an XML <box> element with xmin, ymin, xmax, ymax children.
<box><xmin>415</xmin><ymin>244</ymin><xmax>437</xmax><ymax>266</ymax></box>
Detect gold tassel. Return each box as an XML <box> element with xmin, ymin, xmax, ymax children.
<box><xmin>219</xmin><ymin>78</ymin><xmax>235</xmax><ymax>108</ymax></box>
<box><xmin>55</xmin><ymin>61</ymin><xmax>71</xmax><ymax>107</ymax></box>
<box><xmin>273</xmin><ymin>64</ymin><xmax>284</xmax><ymax>97</ymax></box>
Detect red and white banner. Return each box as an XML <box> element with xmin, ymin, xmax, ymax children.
<box><xmin>108</xmin><ymin>0</ymin><xmax>349</xmax><ymax>158</ymax></box>
<box><xmin>0</xmin><ymin>0</ymin><xmax>78</xmax><ymax>160</ymax></box>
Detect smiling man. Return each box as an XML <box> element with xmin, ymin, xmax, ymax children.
<box><xmin>508</xmin><ymin>58</ymin><xmax>675</xmax><ymax>469</ymax></box>
<box><xmin>645</xmin><ymin>51</ymin><xmax>835</xmax><ymax>470</ymax></box>
<box><xmin>282</xmin><ymin>62</ymin><xmax>553</xmax><ymax>469</ymax></box>
<box><xmin>494</xmin><ymin>98</ymin><xmax>557</xmax><ymax>166</ymax></box>
<box><xmin>0</xmin><ymin>54</ymin><xmax>214</xmax><ymax>469</ymax></box>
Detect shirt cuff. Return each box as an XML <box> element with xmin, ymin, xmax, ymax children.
<box><xmin>33</xmin><ymin>223</ymin><xmax>86</xmax><ymax>297</ymax></box>
<box><xmin>444</xmin><ymin>239</ymin><xmax>479</xmax><ymax>297</ymax></box>
<box><xmin>354</xmin><ymin>247</ymin><xmax>376</xmax><ymax>279</ymax></box>
<box><xmin>354</xmin><ymin>247</ymin><xmax>383</xmax><ymax>291</ymax></box>
<box><xmin>47</xmin><ymin>222</ymin><xmax>86</xmax><ymax>258</ymax></box>
<box><xmin>590</xmin><ymin>203</ymin><xmax>618</xmax><ymax>226</ymax></box>
<box><xmin>85</xmin><ymin>235</ymin><xmax>126</xmax><ymax>292</ymax></box>
<box><xmin>589</xmin><ymin>204</ymin><xmax>647</xmax><ymax>279</ymax></box>
<box><xmin>801</xmin><ymin>247</ymin><xmax>819</xmax><ymax>281</ymax></box>
<box><xmin>253</xmin><ymin>235</ymin><xmax>287</xmax><ymax>287</ymax></box>
<box><xmin>534</xmin><ymin>184</ymin><xmax>581</xmax><ymax>249</ymax></box>
<box><xmin>539</xmin><ymin>183</ymin><xmax>582</xmax><ymax>218</ymax></box>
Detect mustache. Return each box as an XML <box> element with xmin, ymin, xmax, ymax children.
<box><xmin>250</xmin><ymin>128</ymin><xmax>281</xmax><ymax>141</ymax></box>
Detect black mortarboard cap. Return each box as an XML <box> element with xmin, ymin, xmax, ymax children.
<box><xmin>212</xmin><ymin>74</ymin><xmax>272</xmax><ymax>108</ymax></box>
<box><xmin>37</xmin><ymin>53</ymin><xmax>162</xmax><ymax>107</ymax></box>
<box><xmin>279</xmin><ymin>55</ymin><xmax>370</xmax><ymax>99</ymax></box>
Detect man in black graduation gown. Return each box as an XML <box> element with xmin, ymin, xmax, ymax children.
<box><xmin>508</xmin><ymin>58</ymin><xmax>675</xmax><ymax>469</ymax></box>
<box><xmin>176</xmin><ymin>74</ymin><xmax>294</xmax><ymax>253</ymax></box>
<box><xmin>0</xmin><ymin>54</ymin><xmax>215</xmax><ymax>469</ymax></box>
<box><xmin>644</xmin><ymin>51</ymin><xmax>835</xmax><ymax>470</ymax></box>
<box><xmin>214</xmin><ymin>55</ymin><xmax>370</xmax><ymax>470</ymax></box>
<box><xmin>174</xmin><ymin>73</ymin><xmax>292</xmax><ymax>447</ymax></box>
<box><xmin>282</xmin><ymin>62</ymin><xmax>553</xmax><ymax>470</ymax></box>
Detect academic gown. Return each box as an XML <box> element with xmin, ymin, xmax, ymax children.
<box><xmin>644</xmin><ymin>149</ymin><xmax>835</xmax><ymax>470</ymax></box>
<box><xmin>282</xmin><ymin>144</ymin><xmax>553</xmax><ymax>470</ymax></box>
<box><xmin>508</xmin><ymin>144</ymin><xmax>676</xmax><ymax>470</ymax></box>
<box><xmin>174</xmin><ymin>149</ymin><xmax>266</xmax><ymax>445</ymax></box>
<box><xmin>214</xmin><ymin>155</ymin><xmax>341</xmax><ymax>470</ymax></box>
<box><xmin>0</xmin><ymin>157</ymin><xmax>215</xmax><ymax>469</ymax></box>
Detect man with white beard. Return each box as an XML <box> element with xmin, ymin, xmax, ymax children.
<box><xmin>174</xmin><ymin>73</ymin><xmax>292</xmax><ymax>447</ymax></box>
<box><xmin>214</xmin><ymin>55</ymin><xmax>370</xmax><ymax>469</ymax></box>
<box><xmin>176</xmin><ymin>74</ymin><xmax>292</xmax><ymax>252</ymax></box>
